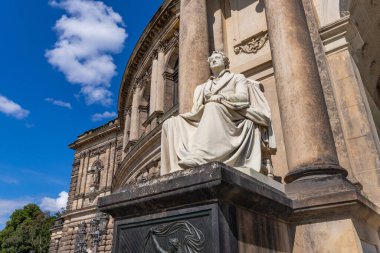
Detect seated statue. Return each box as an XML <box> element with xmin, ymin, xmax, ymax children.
<box><xmin>161</xmin><ymin>50</ymin><xmax>276</xmax><ymax>176</ymax></box>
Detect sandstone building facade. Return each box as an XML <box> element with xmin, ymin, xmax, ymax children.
<box><xmin>50</xmin><ymin>0</ymin><xmax>380</xmax><ymax>252</ymax></box>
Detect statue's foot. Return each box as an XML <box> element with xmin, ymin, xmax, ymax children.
<box><xmin>178</xmin><ymin>159</ymin><xmax>198</xmax><ymax>168</ymax></box>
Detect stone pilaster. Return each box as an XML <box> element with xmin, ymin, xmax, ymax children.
<box><xmin>122</xmin><ymin>111</ymin><xmax>130</xmax><ymax>159</ymax></box>
<box><xmin>149</xmin><ymin>51</ymin><xmax>158</xmax><ymax>115</ymax></box>
<box><xmin>263</xmin><ymin>0</ymin><xmax>347</xmax><ymax>183</ymax></box>
<box><xmin>156</xmin><ymin>43</ymin><xmax>166</xmax><ymax>112</ymax></box>
<box><xmin>129</xmin><ymin>82</ymin><xmax>143</xmax><ymax>142</ymax></box>
<box><xmin>178</xmin><ymin>0</ymin><xmax>210</xmax><ymax>113</ymax></box>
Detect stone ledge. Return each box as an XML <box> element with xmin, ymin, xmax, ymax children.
<box><xmin>100</xmin><ymin>162</ymin><xmax>380</xmax><ymax>225</ymax></box>
<box><xmin>99</xmin><ymin>162</ymin><xmax>292</xmax><ymax>219</ymax></box>
<box><xmin>285</xmin><ymin>174</ymin><xmax>380</xmax><ymax>224</ymax></box>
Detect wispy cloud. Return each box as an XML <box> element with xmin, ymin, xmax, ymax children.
<box><xmin>46</xmin><ymin>0</ymin><xmax>127</xmax><ymax>106</ymax></box>
<box><xmin>0</xmin><ymin>95</ymin><xmax>29</xmax><ymax>119</ymax></box>
<box><xmin>0</xmin><ymin>175</ymin><xmax>19</xmax><ymax>184</ymax></box>
<box><xmin>40</xmin><ymin>191</ymin><xmax>68</xmax><ymax>212</ymax></box>
<box><xmin>92</xmin><ymin>111</ymin><xmax>117</xmax><ymax>122</ymax></box>
<box><xmin>45</xmin><ymin>97</ymin><xmax>72</xmax><ymax>109</ymax></box>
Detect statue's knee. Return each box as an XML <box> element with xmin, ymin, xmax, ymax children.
<box><xmin>205</xmin><ymin>102</ymin><xmax>223</xmax><ymax>111</ymax></box>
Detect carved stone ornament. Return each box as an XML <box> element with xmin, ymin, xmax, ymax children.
<box><xmin>234</xmin><ymin>31</ymin><xmax>269</xmax><ymax>55</ymax></box>
<box><xmin>128</xmin><ymin>160</ymin><xmax>160</xmax><ymax>185</ymax></box>
<box><xmin>89</xmin><ymin>160</ymin><xmax>103</xmax><ymax>194</ymax></box>
<box><xmin>142</xmin><ymin>221</ymin><xmax>205</xmax><ymax>253</ymax></box>
<box><xmin>164</xmin><ymin>30</ymin><xmax>179</xmax><ymax>52</ymax></box>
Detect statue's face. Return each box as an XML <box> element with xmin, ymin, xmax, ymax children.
<box><xmin>209</xmin><ymin>53</ymin><xmax>225</xmax><ymax>70</ymax></box>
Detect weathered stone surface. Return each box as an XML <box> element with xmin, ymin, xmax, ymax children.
<box><xmin>263</xmin><ymin>0</ymin><xmax>345</xmax><ymax>183</ymax></box>
<box><xmin>99</xmin><ymin>163</ymin><xmax>380</xmax><ymax>252</ymax></box>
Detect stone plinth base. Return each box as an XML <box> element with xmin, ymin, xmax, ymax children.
<box><xmin>99</xmin><ymin>162</ymin><xmax>380</xmax><ymax>253</ymax></box>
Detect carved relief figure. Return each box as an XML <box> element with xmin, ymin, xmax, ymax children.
<box><xmin>142</xmin><ymin>221</ymin><xmax>204</xmax><ymax>253</ymax></box>
<box><xmin>161</xmin><ymin>51</ymin><xmax>276</xmax><ymax>175</ymax></box>
<box><xmin>89</xmin><ymin>160</ymin><xmax>103</xmax><ymax>192</ymax></box>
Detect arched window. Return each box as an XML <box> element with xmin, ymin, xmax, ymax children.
<box><xmin>172</xmin><ymin>59</ymin><xmax>179</xmax><ymax>106</ymax></box>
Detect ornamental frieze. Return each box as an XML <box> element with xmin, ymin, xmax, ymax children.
<box><xmin>233</xmin><ymin>31</ymin><xmax>269</xmax><ymax>55</ymax></box>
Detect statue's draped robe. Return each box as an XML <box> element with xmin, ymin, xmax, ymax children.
<box><xmin>161</xmin><ymin>70</ymin><xmax>276</xmax><ymax>175</ymax></box>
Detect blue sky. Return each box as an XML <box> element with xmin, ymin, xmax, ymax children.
<box><xmin>0</xmin><ymin>0</ymin><xmax>163</xmax><ymax>228</ymax></box>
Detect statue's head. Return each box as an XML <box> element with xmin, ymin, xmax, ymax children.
<box><xmin>168</xmin><ymin>238</ymin><xmax>180</xmax><ymax>251</ymax></box>
<box><xmin>207</xmin><ymin>50</ymin><xmax>230</xmax><ymax>70</ymax></box>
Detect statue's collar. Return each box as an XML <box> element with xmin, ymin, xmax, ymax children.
<box><xmin>210</xmin><ymin>69</ymin><xmax>230</xmax><ymax>80</ymax></box>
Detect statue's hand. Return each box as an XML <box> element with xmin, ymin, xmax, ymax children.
<box><xmin>208</xmin><ymin>94</ymin><xmax>225</xmax><ymax>103</ymax></box>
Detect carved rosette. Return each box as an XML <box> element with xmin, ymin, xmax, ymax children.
<box><xmin>234</xmin><ymin>31</ymin><xmax>269</xmax><ymax>55</ymax></box>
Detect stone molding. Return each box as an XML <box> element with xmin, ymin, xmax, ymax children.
<box><xmin>70</xmin><ymin>119</ymin><xmax>120</xmax><ymax>150</ymax></box>
<box><xmin>233</xmin><ymin>31</ymin><xmax>269</xmax><ymax>55</ymax></box>
<box><xmin>142</xmin><ymin>110</ymin><xmax>164</xmax><ymax>127</ymax></box>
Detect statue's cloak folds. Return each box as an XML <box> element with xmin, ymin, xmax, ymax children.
<box><xmin>161</xmin><ymin>72</ymin><xmax>276</xmax><ymax>175</ymax></box>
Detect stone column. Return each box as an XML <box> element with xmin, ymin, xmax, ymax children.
<box><xmin>149</xmin><ymin>52</ymin><xmax>158</xmax><ymax>115</ymax></box>
<box><xmin>129</xmin><ymin>83</ymin><xmax>142</xmax><ymax>142</ymax></box>
<box><xmin>263</xmin><ymin>0</ymin><xmax>347</xmax><ymax>183</ymax></box>
<box><xmin>122</xmin><ymin>111</ymin><xmax>131</xmax><ymax>159</ymax></box>
<box><xmin>179</xmin><ymin>0</ymin><xmax>210</xmax><ymax>113</ymax></box>
<box><xmin>156</xmin><ymin>43</ymin><xmax>166</xmax><ymax>112</ymax></box>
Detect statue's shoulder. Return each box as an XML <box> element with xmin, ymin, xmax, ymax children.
<box><xmin>231</xmin><ymin>72</ymin><xmax>246</xmax><ymax>81</ymax></box>
<box><xmin>195</xmin><ymin>83</ymin><xmax>206</xmax><ymax>92</ymax></box>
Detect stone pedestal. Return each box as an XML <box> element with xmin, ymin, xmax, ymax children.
<box><xmin>99</xmin><ymin>163</ymin><xmax>380</xmax><ymax>252</ymax></box>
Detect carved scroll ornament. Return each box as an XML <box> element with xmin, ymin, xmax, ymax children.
<box><xmin>234</xmin><ymin>31</ymin><xmax>269</xmax><ymax>55</ymax></box>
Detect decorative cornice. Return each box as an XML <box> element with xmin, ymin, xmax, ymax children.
<box><xmin>70</xmin><ymin>119</ymin><xmax>120</xmax><ymax>150</ymax></box>
<box><xmin>90</xmin><ymin>146</ymin><xmax>107</xmax><ymax>157</ymax></box>
<box><xmin>234</xmin><ymin>31</ymin><xmax>269</xmax><ymax>55</ymax></box>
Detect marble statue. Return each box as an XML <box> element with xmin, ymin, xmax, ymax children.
<box><xmin>161</xmin><ymin>50</ymin><xmax>276</xmax><ymax>176</ymax></box>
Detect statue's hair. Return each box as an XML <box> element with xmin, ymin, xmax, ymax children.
<box><xmin>169</xmin><ymin>238</ymin><xmax>180</xmax><ymax>249</ymax></box>
<box><xmin>207</xmin><ymin>50</ymin><xmax>230</xmax><ymax>68</ymax></box>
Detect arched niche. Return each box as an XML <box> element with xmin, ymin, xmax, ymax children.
<box><xmin>163</xmin><ymin>46</ymin><xmax>179</xmax><ymax>111</ymax></box>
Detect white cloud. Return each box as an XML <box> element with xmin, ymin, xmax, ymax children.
<box><xmin>46</xmin><ymin>0</ymin><xmax>127</xmax><ymax>106</ymax></box>
<box><xmin>0</xmin><ymin>199</ymin><xmax>31</xmax><ymax>228</ymax></box>
<box><xmin>92</xmin><ymin>111</ymin><xmax>117</xmax><ymax>122</ymax></box>
<box><xmin>40</xmin><ymin>191</ymin><xmax>68</xmax><ymax>213</ymax></box>
<box><xmin>0</xmin><ymin>95</ymin><xmax>29</xmax><ymax>119</ymax></box>
<box><xmin>45</xmin><ymin>97</ymin><xmax>72</xmax><ymax>109</ymax></box>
